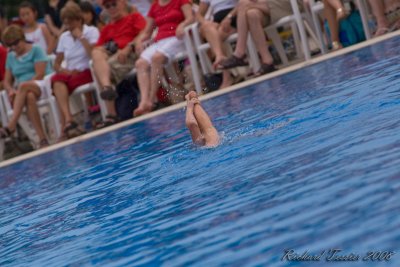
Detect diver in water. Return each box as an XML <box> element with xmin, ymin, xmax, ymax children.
<box><xmin>185</xmin><ymin>91</ymin><xmax>220</xmax><ymax>147</ymax></box>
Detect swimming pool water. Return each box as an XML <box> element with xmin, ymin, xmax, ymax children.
<box><xmin>1</xmin><ymin>37</ymin><xmax>400</xmax><ymax>266</ymax></box>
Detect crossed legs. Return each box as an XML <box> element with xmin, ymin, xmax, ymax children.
<box><xmin>185</xmin><ymin>91</ymin><xmax>219</xmax><ymax>147</ymax></box>
<box><xmin>6</xmin><ymin>82</ymin><xmax>47</xmax><ymax>142</ymax></box>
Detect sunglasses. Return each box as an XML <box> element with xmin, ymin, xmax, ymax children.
<box><xmin>104</xmin><ymin>1</ymin><xmax>117</xmax><ymax>9</ymax></box>
<box><xmin>6</xmin><ymin>39</ymin><xmax>20</xmax><ymax>48</ymax></box>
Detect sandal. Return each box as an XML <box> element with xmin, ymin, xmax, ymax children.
<box><xmin>95</xmin><ymin>115</ymin><xmax>120</xmax><ymax>129</ymax></box>
<box><xmin>254</xmin><ymin>63</ymin><xmax>277</xmax><ymax>77</ymax></box>
<box><xmin>100</xmin><ymin>86</ymin><xmax>118</xmax><ymax>101</ymax></box>
<box><xmin>64</xmin><ymin>121</ymin><xmax>85</xmax><ymax>138</ymax></box>
<box><xmin>217</xmin><ymin>55</ymin><xmax>248</xmax><ymax>70</ymax></box>
<box><xmin>0</xmin><ymin>127</ymin><xmax>12</xmax><ymax>139</ymax></box>
<box><xmin>374</xmin><ymin>27</ymin><xmax>389</xmax><ymax>37</ymax></box>
<box><xmin>39</xmin><ymin>139</ymin><xmax>49</xmax><ymax>148</ymax></box>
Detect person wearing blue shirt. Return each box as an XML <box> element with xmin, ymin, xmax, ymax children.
<box><xmin>0</xmin><ymin>25</ymin><xmax>52</xmax><ymax>148</ymax></box>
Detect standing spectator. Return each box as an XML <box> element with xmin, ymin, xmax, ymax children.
<box><xmin>51</xmin><ymin>3</ymin><xmax>100</xmax><ymax>138</ymax></box>
<box><xmin>0</xmin><ymin>44</ymin><xmax>6</xmax><ymax>90</ymax></box>
<box><xmin>0</xmin><ymin>25</ymin><xmax>52</xmax><ymax>148</ymax></box>
<box><xmin>133</xmin><ymin>0</ymin><xmax>194</xmax><ymax>116</ymax></box>
<box><xmin>19</xmin><ymin>1</ymin><xmax>56</xmax><ymax>55</ymax></box>
<box><xmin>196</xmin><ymin>0</ymin><xmax>238</xmax><ymax>89</ymax></box>
<box><xmin>91</xmin><ymin>0</ymin><xmax>146</xmax><ymax>127</ymax></box>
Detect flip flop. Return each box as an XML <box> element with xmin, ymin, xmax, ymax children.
<box><xmin>0</xmin><ymin>127</ymin><xmax>12</xmax><ymax>139</ymax></box>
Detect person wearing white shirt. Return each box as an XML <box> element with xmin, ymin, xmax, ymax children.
<box><xmin>51</xmin><ymin>3</ymin><xmax>100</xmax><ymax>139</ymax></box>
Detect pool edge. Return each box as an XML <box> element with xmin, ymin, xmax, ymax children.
<box><xmin>1</xmin><ymin>31</ymin><xmax>399</xmax><ymax>168</ymax></box>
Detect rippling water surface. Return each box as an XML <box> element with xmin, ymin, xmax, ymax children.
<box><xmin>1</xmin><ymin>38</ymin><xmax>400</xmax><ymax>267</ymax></box>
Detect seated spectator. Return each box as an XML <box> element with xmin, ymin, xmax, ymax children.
<box><xmin>196</xmin><ymin>0</ymin><xmax>238</xmax><ymax>89</ymax></box>
<box><xmin>91</xmin><ymin>0</ymin><xmax>146</xmax><ymax>127</ymax></box>
<box><xmin>0</xmin><ymin>44</ymin><xmax>6</xmax><ymax>90</ymax></box>
<box><xmin>0</xmin><ymin>25</ymin><xmax>52</xmax><ymax>148</ymax></box>
<box><xmin>44</xmin><ymin>0</ymin><xmax>72</xmax><ymax>38</ymax></box>
<box><xmin>369</xmin><ymin>0</ymin><xmax>400</xmax><ymax>36</ymax></box>
<box><xmin>321</xmin><ymin>0</ymin><xmax>347</xmax><ymax>50</ymax></box>
<box><xmin>134</xmin><ymin>0</ymin><xmax>194</xmax><ymax>116</ymax></box>
<box><xmin>51</xmin><ymin>3</ymin><xmax>100</xmax><ymax>139</ymax></box>
<box><xmin>218</xmin><ymin>0</ymin><xmax>295</xmax><ymax>76</ymax></box>
<box><xmin>19</xmin><ymin>1</ymin><xmax>55</xmax><ymax>55</ymax></box>
<box><xmin>80</xmin><ymin>1</ymin><xmax>105</xmax><ymax>30</ymax></box>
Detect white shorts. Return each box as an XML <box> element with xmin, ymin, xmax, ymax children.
<box><xmin>33</xmin><ymin>79</ymin><xmax>49</xmax><ymax>100</ymax></box>
<box><xmin>140</xmin><ymin>36</ymin><xmax>185</xmax><ymax>63</ymax></box>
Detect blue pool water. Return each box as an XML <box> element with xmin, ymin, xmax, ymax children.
<box><xmin>1</xmin><ymin>37</ymin><xmax>400</xmax><ymax>267</ymax></box>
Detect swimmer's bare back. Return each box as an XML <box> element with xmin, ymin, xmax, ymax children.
<box><xmin>185</xmin><ymin>91</ymin><xmax>220</xmax><ymax>147</ymax></box>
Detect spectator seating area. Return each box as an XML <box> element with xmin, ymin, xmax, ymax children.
<box><xmin>0</xmin><ymin>0</ymin><xmax>389</xmax><ymax>160</ymax></box>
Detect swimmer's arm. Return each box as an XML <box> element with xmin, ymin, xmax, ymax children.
<box><xmin>186</xmin><ymin>106</ymin><xmax>205</xmax><ymax>146</ymax></box>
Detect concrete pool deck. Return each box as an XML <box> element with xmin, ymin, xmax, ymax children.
<box><xmin>1</xmin><ymin>30</ymin><xmax>399</xmax><ymax>168</ymax></box>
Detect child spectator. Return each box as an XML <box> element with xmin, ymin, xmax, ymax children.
<box><xmin>80</xmin><ymin>0</ymin><xmax>105</xmax><ymax>30</ymax></box>
<box><xmin>0</xmin><ymin>25</ymin><xmax>52</xmax><ymax>148</ymax></box>
<box><xmin>51</xmin><ymin>3</ymin><xmax>100</xmax><ymax>138</ymax></box>
<box><xmin>91</xmin><ymin>0</ymin><xmax>146</xmax><ymax>127</ymax></box>
<box><xmin>134</xmin><ymin>0</ymin><xmax>194</xmax><ymax>116</ymax></box>
<box><xmin>19</xmin><ymin>1</ymin><xmax>56</xmax><ymax>55</ymax></box>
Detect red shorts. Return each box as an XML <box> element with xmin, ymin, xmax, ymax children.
<box><xmin>51</xmin><ymin>69</ymin><xmax>93</xmax><ymax>94</ymax></box>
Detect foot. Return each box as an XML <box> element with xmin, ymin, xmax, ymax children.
<box><xmin>374</xmin><ymin>27</ymin><xmax>389</xmax><ymax>37</ymax></box>
<box><xmin>212</xmin><ymin>55</ymin><xmax>227</xmax><ymax>69</ymax></box>
<box><xmin>63</xmin><ymin>121</ymin><xmax>85</xmax><ymax>138</ymax></box>
<box><xmin>95</xmin><ymin>115</ymin><xmax>120</xmax><ymax>129</ymax></box>
<box><xmin>0</xmin><ymin>127</ymin><xmax>12</xmax><ymax>139</ymax></box>
<box><xmin>39</xmin><ymin>139</ymin><xmax>49</xmax><ymax>148</ymax></box>
<box><xmin>185</xmin><ymin>91</ymin><xmax>198</xmax><ymax>101</ymax></box>
<box><xmin>336</xmin><ymin>7</ymin><xmax>348</xmax><ymax>21</ymax></box>
<box><xmin>331</xmin><ymin>41</ymin><xmax>343</xmax><ymax>51</ymax></box>
<box><xmin>133</xmin><ymin>101</ymin><xmax>154</xmax><ymax>117</ymax></box>
<box><xmin>216</xmin><ymin>54</ymin><xmax>248</xmax><ymax>70</ymax></box>
<box><xmin>100</xmin><ymin>85</ymin><xmax>117</xmax><ymax>101</ymax></box>
<box><xmin>254</xmin><ymin>63</ymin><xmax>277</xmax><ymax>77</ymax></box>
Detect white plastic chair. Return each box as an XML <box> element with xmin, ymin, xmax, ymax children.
<box><xmin>0</xmin><ymin>74</ymin><xmax>62</xmax><ymax>147</ymax></box>
<box><xmin>263</xmin><ymin>0</ymin><xmax>323</xmax><ymax>66</ymax></box>
<box><xmin>307</xmin><ymin>0</ymin><xmax>372</xmax><ymax>54</ymax></box>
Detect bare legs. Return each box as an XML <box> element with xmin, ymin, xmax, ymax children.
<box><xmin>53</xmin><ymin>81</ymin><xmax>73</xmax><ymax>128</ymax></box>
<box><xmin>134</xmin><ymin>52</ymin><xmax>168</xmax><ymax>116</ymax></box>
<box><xmin>91</xmin><ymin>47</ymin><xmax>117</xmax><ymax>118</ymax></box>
<box><xmin>185</xmin><ymin>91</ymin><xmax>219</xmax><ymax>147</ymax></box>
<box><xmin>200</xmin><ymin>20</ymin><xmax>234</xmax><ymax>89</ymax></box>
<box><xmin>7</xmin><ymin>82</ymin><xmax>47</xmax><ymax>142</ymax></box>
<box><xmin>323</xmin><ymin>0</ymin><xmax>346</xmax><ymax>49</ymax></box>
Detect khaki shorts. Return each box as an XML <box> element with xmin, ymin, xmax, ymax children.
<box><xmin>267</xmin><ymin>0</ymin><xmax>302</xmax><ymax>24</ymax></box>
<box><xmin>108</xmin><ymin>52</ymin><xmax>137</xmax><ymax>85</ymax></box>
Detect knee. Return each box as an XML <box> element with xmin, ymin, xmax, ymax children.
<box><xmin>151</xmin><ymin>52</ymin><xmax>167</xmax><ymax>65</ymax></box>
<box><xmin>18</xmin><ymin>82</ymin><xmax>31</xmax><ymax>93</ymax></box>
<box><xmin>246</xmin><ymin>9</ymin><xmax>261</xmax><ymax>22</ymax></box>
<box><xmin>26</xmin><ymin>92</ymin><xmax>37</xmax><ymax>105</ymax></box>
<box><xmin>200</xmin><ymin>21</ymin><xmax>214</xmax><ymax>32</ymax></box>
<box><xmin>92</xmin><ymin>47</ymin><xmax>107</xmax><ymax>61</ymax></box>
<box><xmin>135</xmin><ymin>58</ymin><xmax>149</xmax><ymax>70</ymax></box>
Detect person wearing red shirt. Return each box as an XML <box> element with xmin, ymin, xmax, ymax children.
<box><xmin>0</xmin><ymin>44</ymin><xmax>6</xmax><ymax>89</ymax></box>
<box><xmin>91</xmin><ymin>0</ymin><xmax>146</xmax><ymax>127</ymax></box>
<box><xmin>133</xmin><ymin>0</ymin><xmax>194</xmax><ymax>117</ymax></box>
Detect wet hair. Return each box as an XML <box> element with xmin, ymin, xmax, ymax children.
<box><xmin>79</xmin><ymin>1</ymin><xmax>100</xmax><ymax>26</ymax></box>
<box><xmin>18</xmin><ymin>1</ymin><xmax>38</xmax><ymax>13</ymax></box>
<box><xmin>2</xmin><ymin>24</ymin><xmax>26</xmax><ymax>45</ymax></box>
<box><xmin>60</xmin><ymin>2</ymin><xmax>84</xmax><ymax>22</ymax></box>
